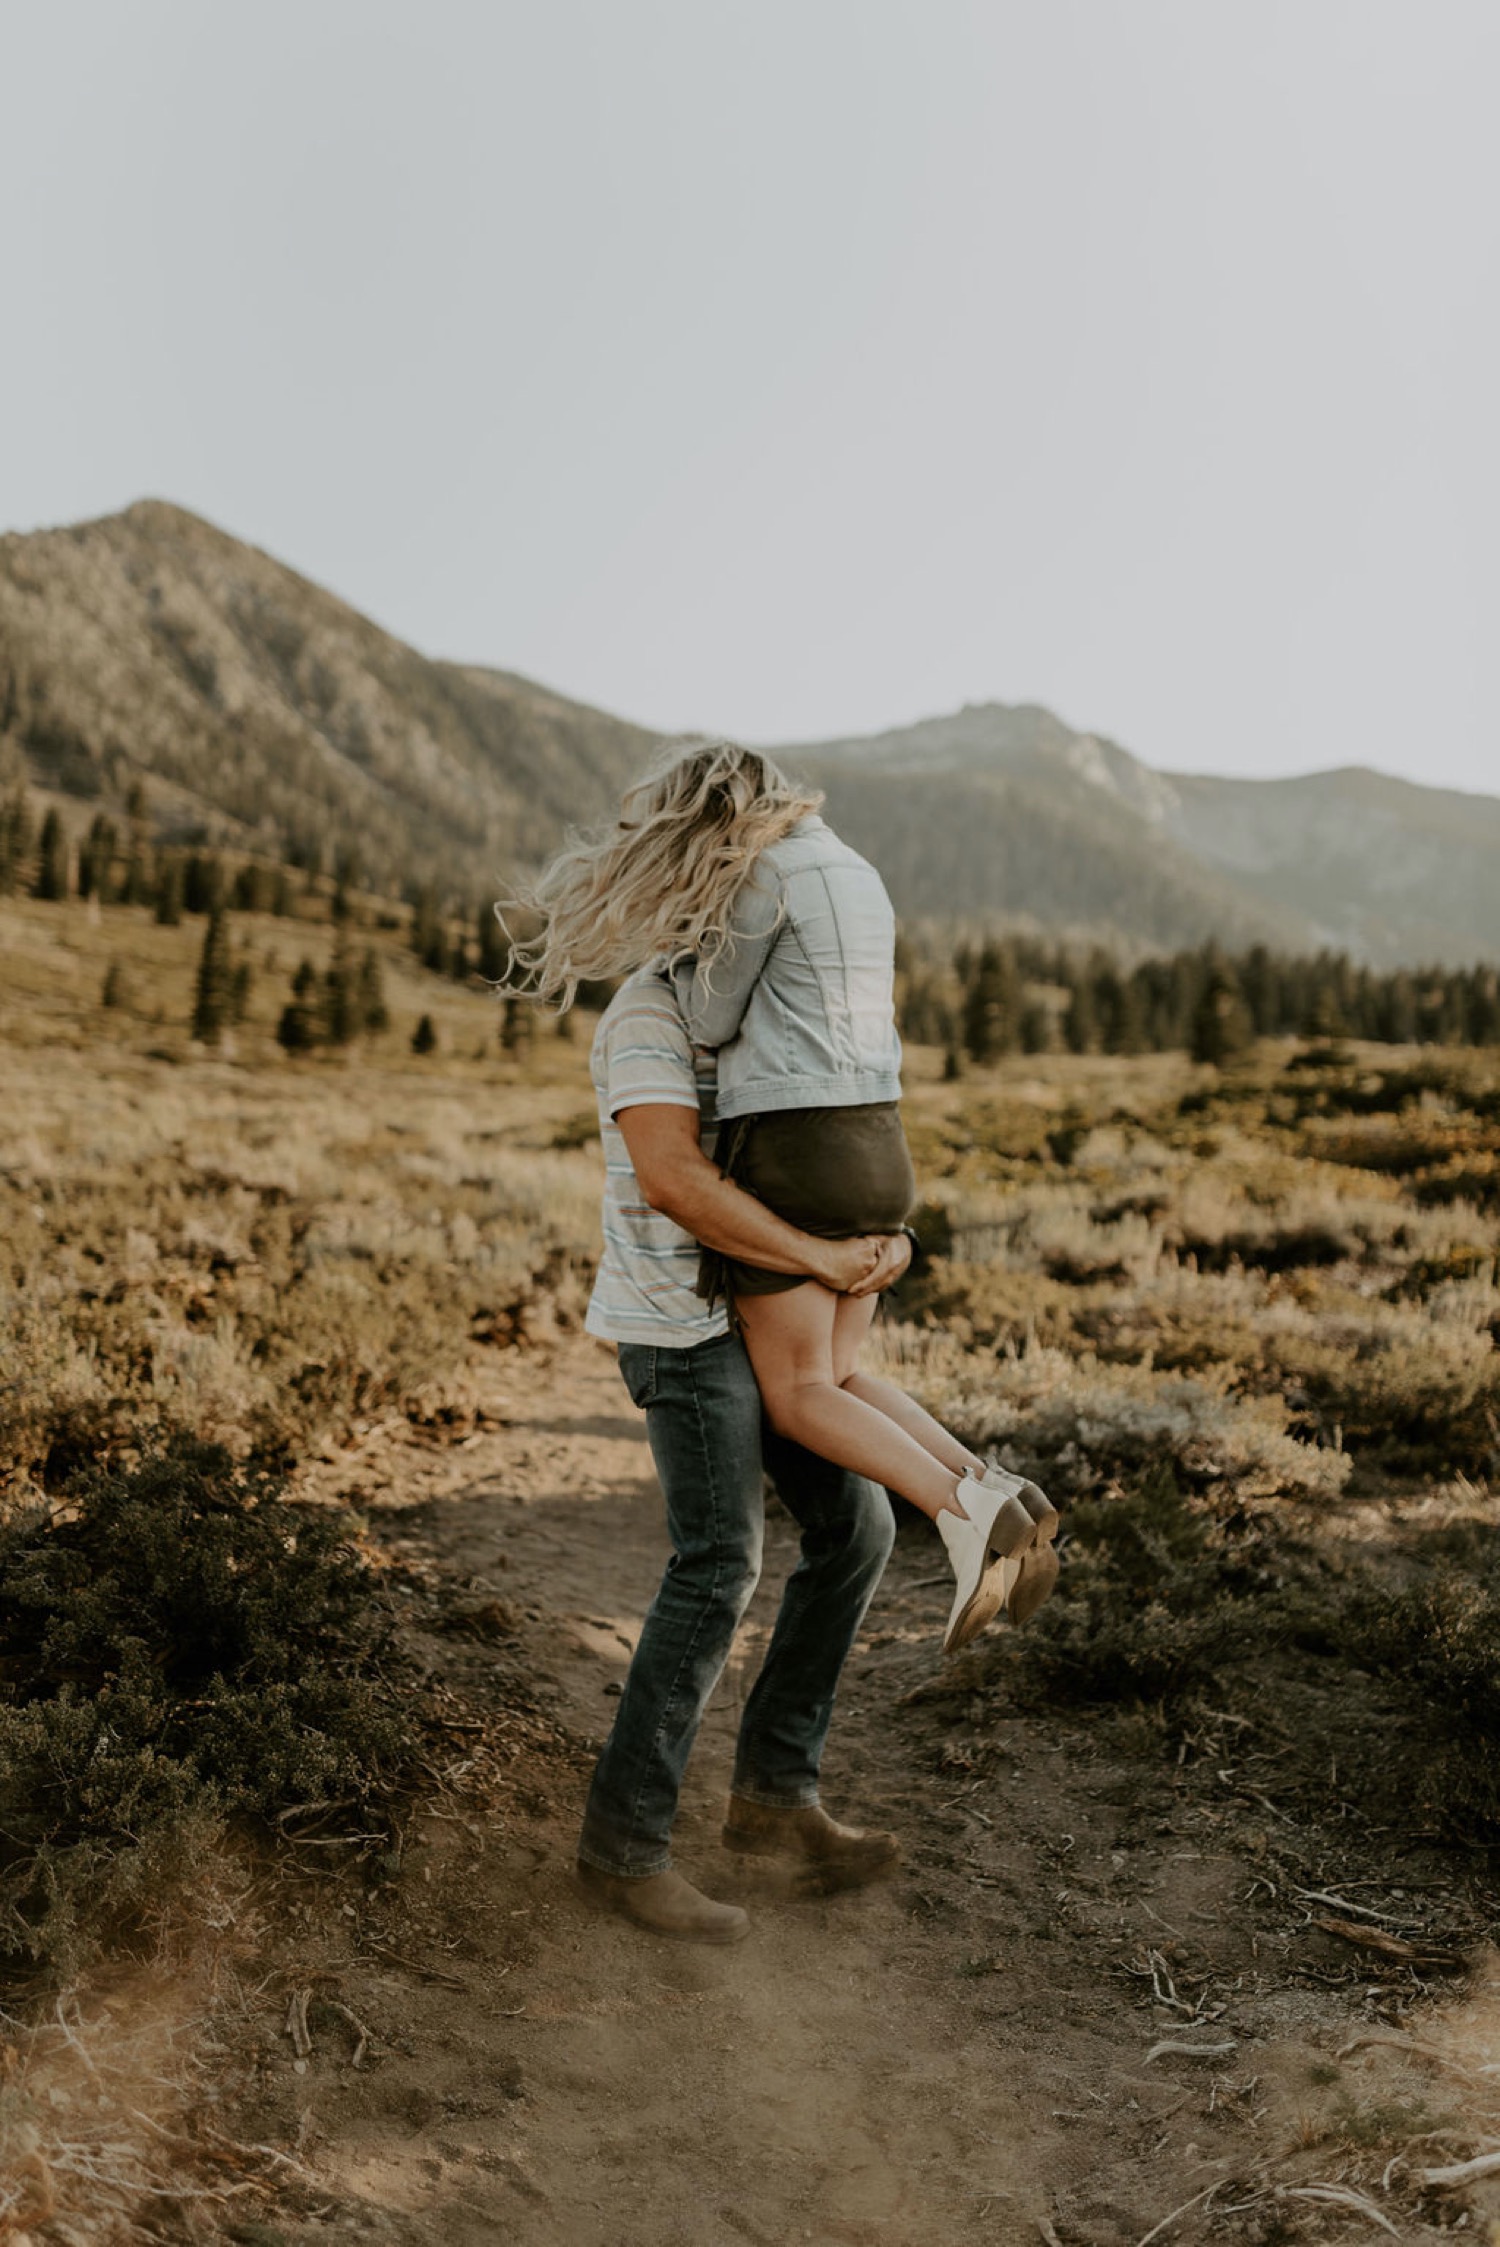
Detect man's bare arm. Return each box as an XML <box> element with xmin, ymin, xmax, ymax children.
<box><xmin>616</xmin><ymin>1105</ymin><xmax>881</xmax><ymax>1292</ymax></box>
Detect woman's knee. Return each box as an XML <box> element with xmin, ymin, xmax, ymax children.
<box><xmin>759</xmin><ymin>1374</ymin><xmax>826</xmax><ymax>1443</ymax></box>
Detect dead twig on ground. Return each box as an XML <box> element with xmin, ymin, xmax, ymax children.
<box><xmin>324</xmin><ymin>1999</ymin><xmax>372</xmax><ymax>2068</ymax></box>
<box><xmin>1313</xmin><ymin>1916</ymin><xmax>1465</xmax><ymax>1969</ymax></box>
<box><xmin>1293</xmin><ymin>1886</ymin><xmax>1416</xmax><ymax>1927</ymax></box>
<box><xmin>1145</xmin><ymin>1948</ymin><xmax>1203</xmax><ymax>2019</ymax></box>
<box><xmin>284</xmin><ymin>1986</ymin><xmax>312</xmax><ymax>2059</ymax></box>
<box><xmin>358</xmin><ymin>1937</ymin><xmax>469</xmax><ymax>1990</ymax></box>
<box><xmin>1337</xmin><ymin>2031</ymin><xmax>1484</xmax><ymax>2082</ymax></box>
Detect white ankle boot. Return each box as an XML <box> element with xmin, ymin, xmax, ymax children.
<box><xmin>938</xmin><ymin>1472</ymin><xmax>1037</xmax><ymax>1655</ymax></box>
<box><xmin>982</xmin><ymin>1463</ymin><xmax>1060</xmax><ymax>1625</ymax></box>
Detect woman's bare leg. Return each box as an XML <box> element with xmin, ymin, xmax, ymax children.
<box><xmin>830</xmin><ymin>1294</ymin><xmax>988</xmax><ymax>1480</ymax></box>
<box><xmin>737</xmin><ymin>1284</ymin><xmax>969</xmax><ymax>1521</ymax></box>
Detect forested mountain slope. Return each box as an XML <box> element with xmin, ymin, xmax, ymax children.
<box><xmin>0</xmin><ymin>500</ymin><xmax>651</xmax><ymax>896</ymax></box>
<box><xmin>3</xmin><ymin>501</ymin><xmax>1497</xmax><ymax>962</ymax></box>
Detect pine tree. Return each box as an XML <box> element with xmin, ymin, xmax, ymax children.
<box><xmin>1063</xmin><ymin>970</ymin><xmax>1098</xmax><ymax>1055</ymax></box>
<box><xmin>961</xmin><ymin>940</ymin><xmax>1021</xmax><ymax>1063</ymax></box>
<box><xmin>230</xmin><ymin>952</ymin><xmax>254</xmax><ymax>1023</ymax></box>
<box><xmin>411</xmin><ymin>887</ymin><xmax>441</xmax><ymax>963</ymax></box>
<box><xmin>0</xmin><ymin>790</ymin><xmax>33</xmax><ymax>894</ymax></box>
<box><xmin>1094</xmin><ymin>961</ymin><xmax>1145</xmax><ymax>1054</ymax></box>
<box><xmin>79</xmin><ymin>813</ymin><xmax>117</xmax><ymax>901</ymax></box>
<box><xmin>101</xmin><ymin>959</ymin><xmax>127</xmax><ymax>1009</ymax></box>
<box><xmin>155</xmin><ymin>856</ymin><xmax>184</xmax><ymax>926</ymax></box>
<box><xmin>33</xmin><ymin>808</ymin><xmax>68</xmax><ymax>900</ymax></box>
<box><xmin>1019</xmin><ymin>1001</ymin><xmax>1052</xmax><ymax>1054</ymax></box>
<box><xmin>1307</xmin><ymin>982</ymin><xmax>1346</xmax><ymax>1043</ymax></box>
<box><xmin>191</xmin><ymin>905</ymin><xmax>234</xmax><ymax>1043</ymax></box>
<box><xmin>1190</xmin><ymin>955</ymin><xmax>1253</xmax><ymax>1066</ymax></box>
<box><xmin>500</xmin><ymin>997</ymin><xmax>535</xmax><ymax>1056</ymax></box>
<box><xmin>1465</xmin><ymin>970</ymin><xmax>1500</xmax><ymax>1046</ymax></box>
<box><xmin>357</xmin><ymin>948</ymin><xmax>390</xmax><ymax>1033</ymax></box>
<box><xmin>321</xmin><ymin>934</ymin><xmax>358</xmax><ymax>1045</ymax></box>
<box><xmin>183</xmin><ymin>853</ymin><xmax>223</xmax><ymax>915</ymax></box>
<box><xmin>412</xmin><ymin>1012</ymin><xmax>438</xmax><ymax>1056</ymax></box>
<box><xmin>275</xmin><ymin>958</ymin><xmax>320</xmax><ymax>1051</ymax></box>
<box><xmin>233</xmin><ymin>862</ymin><xmax>276</xmax><ymax>914</ymax></box>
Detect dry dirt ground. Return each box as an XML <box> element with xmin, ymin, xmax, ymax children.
<box><xmin>230</xmin><ymin>1338</ymin><xmax>1500</xmax><ymax>2247</ymax></box>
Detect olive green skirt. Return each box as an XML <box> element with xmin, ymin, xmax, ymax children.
<box><xmin>697</xmin><ymin>1102</ymin><xmax>916</xmax><ymax>1306</ymax></box>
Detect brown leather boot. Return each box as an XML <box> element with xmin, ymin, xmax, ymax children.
<box><xmin>722</xmin><ymin>1797</ymin><xmax>900</xmax><ymax>1888</ymax></box>
<box><xmin>574</xmin><ymin>1860</ymin><xmax>751</xmax><ymax>1944</ymax></box>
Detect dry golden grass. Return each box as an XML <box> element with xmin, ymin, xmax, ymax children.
<box><xmin>887</xmin><ymin>1039</ymin><xmax>1500</xmax><ymax>1490</ymax></box>
<box><xmin>1</xmin><ymin>895</ymin><xmax>601</xmax><ymax>1505</ymax></box>
<box><xmin>6</xmin><ymin>890</ymin><xmax>1499</xmax><ymax>1504</ymax></box>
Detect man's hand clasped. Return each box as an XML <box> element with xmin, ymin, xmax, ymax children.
<box><xmin>817</xmin><ymin>1230</ymin><xmax>912</xmax><ymax>1297</ymax></box>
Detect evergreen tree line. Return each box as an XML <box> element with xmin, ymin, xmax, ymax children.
<box><xmin>0</xmin><ymin>791</ymin><xmax>302</xmax><ymax>923</ymax></box>
<box><xmin>900</xmin><ymin>935</ymin><xmax>1500</xmax><ymax>1066</ymax></box>
<box><xmin>1</xmin><ymin>786</ymin><xmax>539</xmax><ymax>997</ymax></box>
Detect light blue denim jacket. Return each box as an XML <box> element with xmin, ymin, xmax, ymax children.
<box><xmin>672</xmin><ymin>815</ymin><xmax>903</xmax><ymax>1119</ymax></box>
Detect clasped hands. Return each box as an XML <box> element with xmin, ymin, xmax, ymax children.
<box><xmin>817</xmin><ymin>1231</ymin><xmax>912</xmax><ymax>1298</ymax></box>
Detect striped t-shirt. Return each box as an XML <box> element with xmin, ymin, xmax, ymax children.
<box><xmin>584</xmin><ymin>972</ymin><xmax>730</xmax><ymax>1348</ymax></box>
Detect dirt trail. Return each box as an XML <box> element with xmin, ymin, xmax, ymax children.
<box><xmin>248</xmin><ymin>1338</ymin><xmax>1500</xmax><ymax>2247</ymax></box>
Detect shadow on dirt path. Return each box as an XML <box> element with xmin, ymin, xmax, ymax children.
<box><xmin>247</xmin><ymin>1339</ymin><xmax>1500</xmax><ymax>2247</ymax></box>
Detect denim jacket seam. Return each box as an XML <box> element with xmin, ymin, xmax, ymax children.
<box><xmin>816</xmin><ymin>861</ymin><xmax>860</xmax><ymax>1072</ymax></box>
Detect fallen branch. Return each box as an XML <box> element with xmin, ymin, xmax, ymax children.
<box><xmin>1313</xmin><ymin>1917</ymin><xmax>1465</xmax><ymax>1970</ymax></box>
<box><xmin>1280</xmin><ymin>2183</ymin><xmax>1399</xmax><ymax>2237</ymax></box>
<box><xmin>1146</xmin><ymin>2039</ymin><xmax>1237</xmax><ymax>2064</ymax></box>
<box><xmin>1415</xmin><ymin>2150</ymin><xmax>1500</xmax><ymax>2190</ymax></box>
<box><xmin>1292</xmin><ymin>1886</ymin><xmax>1413</xmax><ymax>1927</ymax></box>
<box><xmin>1337</xmin><ymin>2032</ymin><xmax>1482</xmax><ymax>2082</ymax></box>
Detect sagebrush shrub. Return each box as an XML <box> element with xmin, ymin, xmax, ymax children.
<box><xmin>871</xmin><ymin>1326</ymin><xmax>1352</xmax><ymax>1503</ymax></box>
<box><xmin>1334</xmin><ymin>1568</ymin><xmax>1500</xmax><ymax>1836</ymax></box>
<box><xmin>0</xmin><ymin>1439</ymin><xmax>418</xmax><ymax>1979</ymax></box>
<box><xmin>993</xmin><ymin>1464</ymin><xmax>1258</xmax><ymax>1708</ymax></box>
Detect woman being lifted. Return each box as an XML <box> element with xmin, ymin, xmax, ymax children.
<box><xmin>506</xmin><ymin>738</ymin><xmax>1058</xmax><ymax>1652</ymax></box>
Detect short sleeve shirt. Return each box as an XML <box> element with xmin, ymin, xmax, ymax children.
<box><xmin>583</xmin><ymin>972</ymin><xmax>730</xmax><ymax>1348</ymax></box>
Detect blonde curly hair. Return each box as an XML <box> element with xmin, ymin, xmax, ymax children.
<box><xmin>494</xmin><ymin>738</ymin><xmax>823</xmax><ymax>1010</ymax></box>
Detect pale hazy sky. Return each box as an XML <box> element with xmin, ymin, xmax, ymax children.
<box><xmin>3</xmin><ymin>1</ymin><xmax>1496</xmax><ymax>792</ymax></box>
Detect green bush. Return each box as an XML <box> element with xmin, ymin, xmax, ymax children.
<box><xmin>997</xmin><ymin>1464</ymin><xmax>1258</xmax><ymax>1710</ymax></box>
<box><xmin>0</xmin><ymin>1440</ymin><xmax>418</xmax><ymax>1979</ymax></box>
<box><xmin>1334</xmin><ymin>1567</ymin><xmax>1500</xmax><ymax>1837</ymax></box>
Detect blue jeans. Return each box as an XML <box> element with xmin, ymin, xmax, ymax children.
<box><xmin>578</xmin><ymin>1330</ymin><xmax>895</xmax><ymax>1878</ymax></box>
